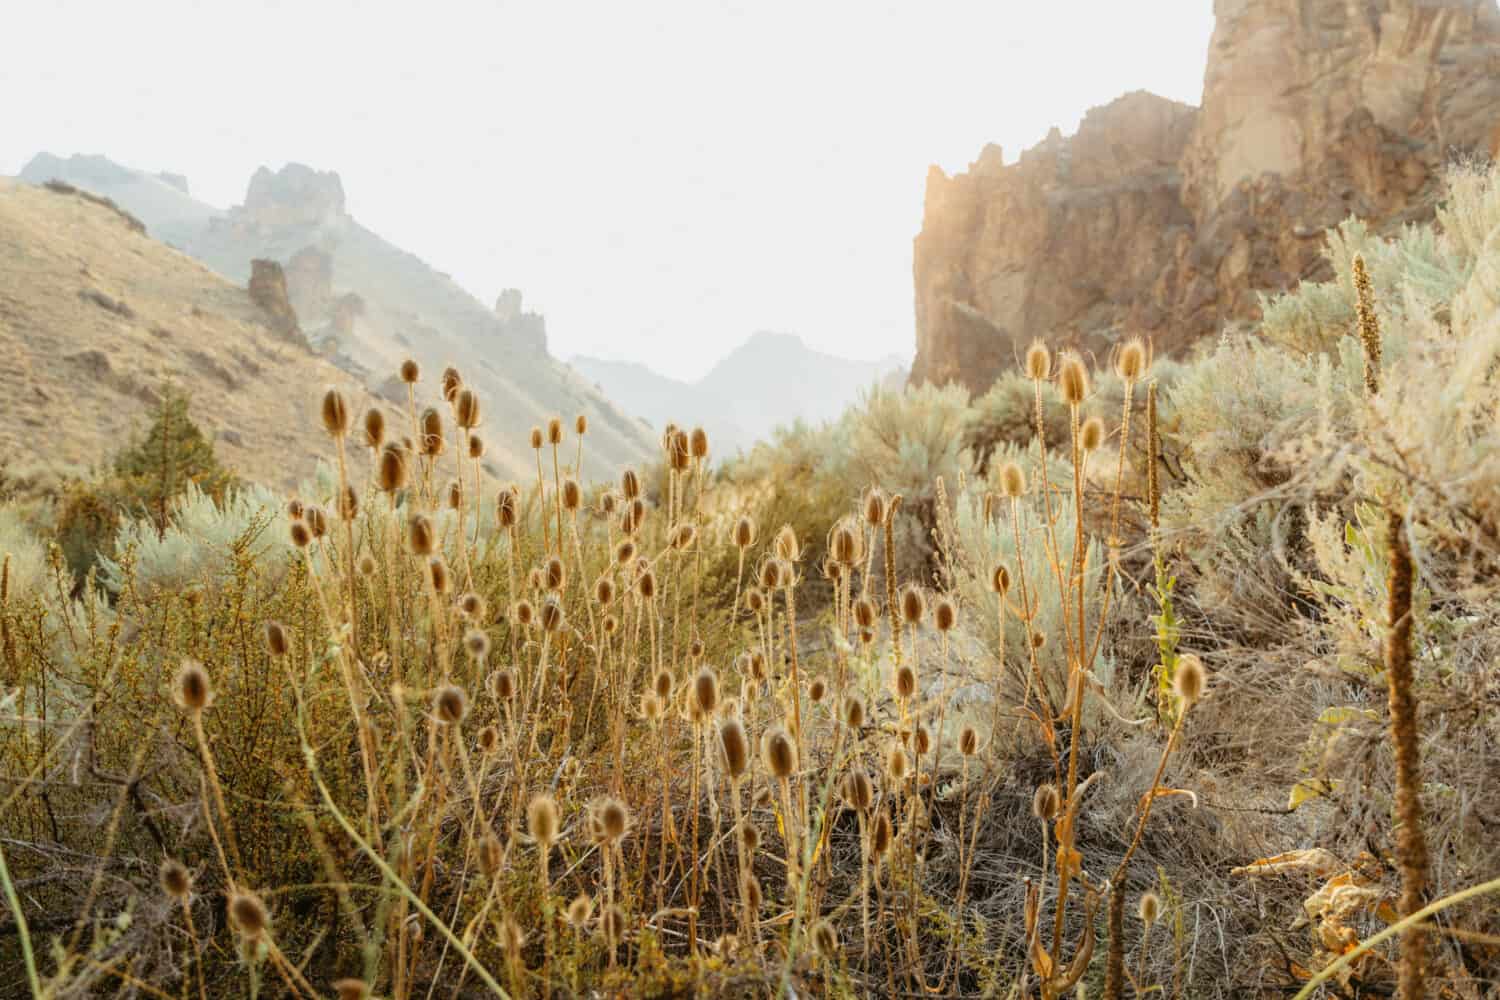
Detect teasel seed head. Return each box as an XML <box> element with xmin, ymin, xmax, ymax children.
<box><xmin>440</xmin><ymin>366</ymin><xmax>463</xmax><ymax>402</ymax></box>
<box><xmin>718</xmin><ymin>717</ymin><xmax>750</xmax><ymax>779</ymax></box>
<box><xmin>733</xmin><ymin>514</ymin><xmax>756</xmax><ymax>550</ymax></box>
<box><xmin>229</xmin><ymin>890</ymin><xmax>270</xmax><ymax>939</ymax></box>
<box><xmin>1115</xmin><ymin>336</ymin><xmax>1148</xmax><ymax>384</ymax></box>
<box><xmin>872</xmin><ymin>810</ymin><xmax>893</xmax><ymax>857</ymax></box>
<box><xmin>419</xmin><ymin>407</ymin><xmax>445</xmax><ymax>456</ymax></box>
<box><xmin>357</xmin><ymin>553</ymin><xmax>377</xmax><ymax>577</ymax></box>
<box><xmin>746</xmin><ymin>586</ymin><xmax>765</xmax><ymax>614</ymax></box>
<box><xmin>320</xmin><ymin>386</ymin><xmax>351</xmax><ymax>437</ymax></box>
<box><xmin>305</xmin><ymin>505</ymin><xmax>328</xmax><ymax>538</ymax></box>
<box><xmin>1138</xmin><ymin>891</ymin><xmax>1161</xmax><ymax>926</ymax></box>
<box><xmin>285</xmin><ymin>497</ymin><xmax>304</xmax><ymax>521</ymax></box>
<box><xmin>812</xmin><ymin>919</ymin><xmax>839</xmax><ymax>959</ymax></box>
<box><xmin>530</xmin><ymin>426</ymin><xmax>544</xmax><ymax>450</ymax></box>
<box><xmin>598</xmin><ymin>490</ymin><xmax>618</xmax><ymax>516</ymax></box>
<box><xmin>886</xmin><ymin>745</ymin><xmax>909</xmax><ymax>783</ymax></box>
<box><xmin>829</xmin><ymin>516</ymin><xmax>862</xmax><ymax>567</ymax></box>
<box><xmin>692</xmin><ymin>667</ymin><xmax>720</xmax><ymax>717</ymax></box>
<box><xmin>477</xmin><ymin>724</ymin><xmax>500</xmax><ymax>753</ymax></box>
<box><xmin>741</xmin><ymin>873</ymin><xmax>763</xmax><ymax>912</ymax></box>
<box><xmin>512</xmin><ymin>599</ymin><xmax>534</xmax><ymax>628</ymax></box>
<box><xmin>540</xmin><ymin>594</ymin><xmax>564</xmax><ymax>632</ymax></box>
<box><xmin>478</xmin><ymin>833</ymin><xmax>504</xmax><ymax>876</ymax></box>
<box><xmin>999</xmin><ymin>461</ymin><xmax>1026</xmax><ymax>499</ymax></box>
<box><xmin>561</xmin><ymin>477</ymin><xmax>581</xmax><ymax>511</ymax></box>
<box><xmin>497</xmin><ymin>487</ymin><xmax>519</xmax><ymax>528</ymax></box>
<box><xmin>863</xmin><ymin>486</ymin><xmax>888</xmax><ymax>527</ymax></box>
<box><xmin>428</xmin><ymin>557</ymin><xmax>451</xmax><ymax>595</ymax></box>
<box><xmin>758</xmin><ymin>558</ymin><xmax>783</xmax><ymax>591</ymax></box>
<box><xmin>263</xmin><ymin>620</ymin><xmax>289</xmax><ymax>657</ymax></box>
<box><xmin>1057</xmin><ymin>352</ymin><xmax>1089</xmax><ymax>406</ymax></box>
<box><xmin>934</xmin><ymin>596</ymin><xmax>957</xmax><ymax>633</ymax></box>
<box><xmin>1031</xmin><ymin>630</ymin><xmax>1047</xmax><ymax>649</ymax></box>
<box><xmin>1032</xmin><ymin>783</ymin><xmax>1061</xmax><ymax>821</ymax></box>
<box><xmin>1174</xmin><ymin>653</ymin><xmax>1206</xmax><ymax>707</ymax></box>
<box><xmin>443</xmin><ymin>478</ymin><xmax>463</xmax><ymax>511</ymax></box>
<box><xmin>159</xmin><ymin>859</ymin><xmax>191</xmax><ymax>900</ymax></box>
<box><xmin>433</xmin><ymin>684</ymin><xmax>467</xmax><ymax>725</ymax></box>
<box><xmin>843</xmin><ymin>767</ymin><xmax>874</xmax><ymax>812</ymax></box>
<box><xmin>690</xmin><ymin>426</ymin><xmax>709</xmax><ymax>459</ymax></box>
<box><xmin>808</xmin><ymin>676</ymin><xmax>827</xmax><ymax>704</ymax></box>
<box><xmin>762</xmin><ymin>725</ymin><xmax>797</xmax><ymax>779</ymax></box>
<box><xmin>894</xmin><ymin>664</ymin><xmax>917</xmax><ymax>700</ymax></box>
<box><xmin>463</xmin><ymin>628</ymin><xmax>491</xmax><ymax>663</ymax></box>
<box><xmin>528</xmin><ymin>793</ymin><xmax>561</xmax><ymax>847</ymax></box>
<box><xmin>959</xmin><ymin>725</ymin><xmax>979</xmax><ymax>757</ymax></box>
<box><xmin>459</xmin><ymin>592</ymin><xmax>487</xmax><ymax>620</ymax></box>
<box><xmin>377</xmin><ymin>442</ymin><xmax>407</xmax><ymax>493</ymax></box>
<box><xmin>602</xmin><ymin>613</ymin><xmax>618</xmax><ymax>634</ymax></box>
<box><xmin>748</xmin><ymin>650</ymin><xmax>767</xmax><ymax>681</ymax></box>
<box><xmin>491</xmin><ymin>669</ymin><xmax>516</xmax><ymax>703</ymax></box>
<box><xmin>620</xmin><ymin>468</ymin><xmax>641</xmax><ymax>500</ymax></box>
<box><xmin>913</xmin><ymin>725</ymin><xmax>931</xmax><ymax>755</ymax></box>
<box><xmin>567</xmin><ymin>894</ymin><xmax>593</xmax><ymax>929</ymax></box>
<box><xmin>671</xmin><ymin>521</ymin><xmax>697</xmax><ymax>550</ymax></box>
<box><xmin>454</xmin><ymin>387</ymin><xmax>481</xmax><ymax>429</ymax></box>
<box><xmin>543</xmin><ymin>555</ymin><xmax>566</xmax><ymax>592</ymax></box>
<box><xmin>595</xmin><ymin>577</ymin><xmax>615</xmax><ymax>606</ymax></box>
<box><xmin>1079</xmin><ymin>415</ymin><xmax>1105</xmax><ymax>453</ymax></box>
<box><xmin>853</xmin><ymin>596</ymin><xmax>877</xmax><ymax>629</ymax></box>
<box><xmin>399</xmin><ymin>358</ymin><xmax>420</xmax><ymax>383</ymax></box>
<box><xmin>636</xmin><ymin>568</ymin><xmax>657</xmax><ymax>600</ymax></box>
<box><xmin>991</xmin><ymin>564</ymin><xmax>1011</xmax><ymax>595</ymax></box>
<box><xmin>900</xmin><ymin>584</ymin><xmax>926</xmax><ymax>625</ymax></box>
<box><xmin>594</xmin><ymin>796</ymin><xmax>629</xmax><ymax>842</ymax></box>
<box><xmin>641</xmin><ymin>692</ymin><xmax>664</xmax><ymax>722</ymax></box>
<box><xmin>1025</xmin><ymin>340</ymin><xmax>1052</xmax><ymax>381</ymax></box>
<box><xmin>668</xmin><ymin>429</ymin><xmax>691</xmax><ymax>471</ymax></box>
<box><xmin>290</xmin><ymin>520</ymin><xmax>312</xmax><ymax>548</ymax></box>
<box><xmin>774</xmin><ymin>524</ymin><xmax>800</xmax><ymax>562</ymax></box>
<box><xmin>174</xmin><ymin>659</ymin><xmax>212</xmax><ymax>712</ymax></box>
<box><xmin>843</xmin><ymin>693</ymin><xmax>866</xmax><ymax>730</ymax></box>
<box><xmin>467</xmin><ymin>433</ymin><xmax>485</xmax><ymax>459</ymax></box>
<box><xmin>337</xmin><ymin>484</ymin><xmax>359</xmax><ymax>521</ymax></box>
<box><xmin>361</xmin><ymin>407</ymin><xmax>386</xmax><ymax>449</ymax></box>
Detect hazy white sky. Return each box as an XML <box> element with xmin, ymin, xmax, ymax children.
<box><xmin>3</xmin><ymin>1</ymin><xmax>1214</xmax><ymax>380</ymax></box>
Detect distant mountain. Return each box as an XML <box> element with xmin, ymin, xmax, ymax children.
<box><xmin>572</xmin><ymin>331</ymin><xmax>906</xmax><ymax>456</ymax></box>
<box><xmin>17</xmin><ymin>154</ymin><xmax>655</xmax><ymax>481</ymax></box>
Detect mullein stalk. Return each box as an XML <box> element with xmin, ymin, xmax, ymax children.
<box><xmin>1385</xmin><ymin>508</ymin><xmax>1427</xmax><ymax>1000</ymax></box>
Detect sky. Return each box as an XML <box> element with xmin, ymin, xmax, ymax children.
<box><xmin>3</xmin><ymin>1</ymin><xmax>1215</xmax><ymax>381</ymax></box>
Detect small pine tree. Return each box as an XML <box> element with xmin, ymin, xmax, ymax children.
<box><xmin>112</xmin><ymin>388</ymin><xmax>236</xmax><ymax>532</ymax></box>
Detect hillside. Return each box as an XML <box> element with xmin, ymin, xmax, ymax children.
<box><xmin>0</xmin><ymin>178</ymin><xmax>382</xmax><ymax>491</ymax></box>
<box><xmin>912</xmin><ymin>0</ymin><xmax>1500</xmax><ymax>392</ymax></box>
<box><xmin>17</xmin><ymin>156</ymin><xmax>656</xmax><ymax>480</ymax></box>
<box><xmin>573</xmin><ymin>331</ymin><xmax>906</xmax><ymax>455</ymax></box>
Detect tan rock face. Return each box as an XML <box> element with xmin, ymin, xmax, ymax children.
<box><xmin>248</xmin><ymin>259</ymin><xmax>303</xmax><ymax>343</ymax></box>
<box><xmin>912</xmin><ymin>0</ymin><xmax>1500</xmax><ymax>394</ymax></box>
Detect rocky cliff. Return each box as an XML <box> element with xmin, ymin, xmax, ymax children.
<box><xmin>912</xmin><ymin>0</ymin><xmax>1500</xmax><ymax>393</ymax></box>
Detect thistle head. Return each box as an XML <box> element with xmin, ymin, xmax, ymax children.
<box><xmin>527</xmin><ymin>794</ymin><xmax>561</xmax><ymax>847</ymax></box>
<box><xmin>377</xmin><ymin>443</ymin><xmax>407</xmax><ymax>493</ymax></box>
<box><xmin>159</xmin><ymin>859</ymin><xmax>192</xmax><ymax>900</ymax></box>
<box><xmin>1174</xmin><ymin>653</ymin><xmax>1207</xmax><ymax>708</ymax></box>
<box><xmin>320</xmin><ymin>386</ymin><xmax>351</xmax><ymax>437</ymax></box>
<box><xmin>1024</xmin><ymin>340</ymin><xmax>1052</xmax><ymax>381</ymax></box>
<box><xmin>362</xmin><ymin>408</ymin><xmax>385</xmax><ymax>448</ymax></box>
<box><xmin>433</xmin><ymin>684</ymin><xmax>467</xmax><ymax>725</ymax></box>
<box><xmin>454</xmin><ymin>387</ymin><xmax>481</xmax><ymax>429</ymax></box>
<box><xmin>1079</xmin><ymin>415</ymin><xmax>1105</xmax><ymax>453</ymax></box>
<box><xmin>263</xmin><ymin>620</ymin><xmax>289</xmax><ymax>657</ymax></box>
<box><xmin>761</xmin><ymin>725</ymin><xmax>797</xmax><ymax>779</ymax></box>
<box><xmin>718</xmin><ymin>718</ymin><xmax>749</xmax><ymax>779</ymax></box>
<box><xmin>229</xmin><ymin>891</ymin><xmax>269</xmax><ymax>940</ymax></box>
<box><xmin>399</xmin><ymin>358</ymin><xmax>420</xmax><ymax>383</ymax></box>
<box><xmin>1115</xmin><ymin>336</ymin><xmax>1148</xmax><ymax>384</ymax></box>
<box><xmin>1057</xmin><ymin>353</ymin><xmax>1089</xmax><ymax>407</ymax></box>
<box><xmin>174</xmin><ymin>659</ymin><xmax>212</xmax><ymax>713</ymax></box>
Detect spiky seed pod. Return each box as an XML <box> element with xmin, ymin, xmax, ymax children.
<box><xmin>477</xmin><ymin>725</ymin><xmax>500</xmax><ymax>753</ymax></box>
<box><xmin>229</xmin><ymin>891</ymin><xmax>269</xmax><ymax>939</ymax></box>
<box><xmin>467</xmin><ymin>433</ymin><xmax>485</xmax><ymax>460</ymax></box>
<box><xmin>690</xmin><ymin>637</ymin><xmax>705</xmax><ymax>660</ymax></box>
<box><xmin>1031</xmin><ymin>631</ymin><xmax>1047</xmax><ymax>649</ymax></box>
<box><xmin>337</xmin><ymin>484</ymin><xmax>359</xmax><ymax>521</ymax></box>
<box><xmin>540</xmin><ymin>594</ymin><xmax>564</xmax><ymax>632</ymax></box>
<box><xmin>808</xmin><ymin>677</ymin><xmax>827</xmax><ymax>704</ymax></box>
<box><xmin>529</xmin><ymin>426</ymin><xmax>544</xmax><ymax>450</ymax></box>
<box><xmin>454</xmin><ymin>387</ymin><xmax>481</xmax><ymax>429</ymax></box>
<box><xmin>741</xmin><ymin>874</ymin><xmax>763</xmax><ymax>912</ymax></box>
<box><xmin>859</xmin><ymin>627</ymin><xmax>875</xmax><ymax>646</ymax></box>
<box><xmin>444</xmin><ymin>478</ymin><xmax>463</xmax><ymax>511</ymax></box>
<box><xmin>541</xmin><ymin>416</ymin><xmax>561</xmax><ymax>446</ymax></box>
<box><xmin>595</xmin><ymin>577</ymin><xmax>615</xmax><ymax>606</ymax></box>
<box><xmin>1138</xmin><ymin>891</ymin><xmax>1160</xmax><ymax>926</ymax></box>
<box><xmin>1352</xmin><ymin>254</ymin><xmax>1383</xmax><ymax>395</ymax></box>
<box><xmin>615</xmin><ymin>539</ymin><xmax>636</xmax><ymax>566</ymax></box>
<box><xmin>853</xmin><ymin>596</ymin><xmax>877</xmax><ymax>629</ymax></box>
<box><xmin>637</xmin><ymin>569</ymin><xmax>656</xmax><ymax>600</ymax></box>
<box><xmin>290</xmin><ymin>520</ymin><xmax>312</xmax><ymax>548</ymax></box>
<box><xmin>692</xmin><ymin>667</ymin><xmax>720</xmax><ymax>717</ymax></box>
<box><xmin>405</xmin><ymin>513</ymin><xmax>435</xmax><ymax>556</ymax></box>
<box><xmin>685</xmin><ymin>426</ymin><xmax>708</xmax><ymax>460</ymax></box>
<box><xmin>749</xmin><ymin>651</ymin><xmax>767</xmax><ymax>681</ymax></box>
<box><xmin>1025</xmin><ymin>340</ymin><xmax>1052</xmax><ymax>381</ymax></box>
<box><xmin>1032</xmin><ymin>783</ymin><xmax>1061</xmax><ymax>821</ymax></box>
<box><xmin>829</xmin><ymin>517</ymin><xmax>861</xmax><ymax>567</ymax></box>
<box><xmin>434</xmin><ymin>685</ymin><xmax>467</xmax><ymax>725</ymax></box>
<box><xmin>321</xmin><ymin>386</ymin><xmax>351</xmax><ymax>437</ymax></box>
<box><xmin>263</xmin><ymin>620</ymin><xmax>289</xmax><ymax>657</ymax></box>
<box><xmin>733</xmin><ymin>515</ymin><xmax>756</xmax><ymax>550</ymax></box>
<box><xmin>286</xmin><ymin>497</ymin><xmax>305</xmax><ymax>521</ymax></box>
<box><xmin>621</xmin><ymin>468</ymin><xmax>641</xmax><ymax>500</ymax></box>
<box><xmin>1079</xmin><ymin>416</ymin><xmax>1105</xmax><ymax>453</ymax></box>
<box><xmin>871</xmin><ymin>811</ymin><xmax>893</xmax><ymax>857</ymax></box>
<box><xmin>599</xmin><ymin>491</ymin><xmax>618</xmax><ymax>515</ymax></box>
<box><xmin>999</xmin><ymin>461</ymin><xmax>1026</xmax><ymax>499</ymax></box>
<box><xmin>602</xmin><ymin>614</ymin><xmax>619</xmax><ymax>635</ymax></box>
<box><xmin>774</xmin><ymin>525</ymin><xmax>800</xmax><ymax>562</ymax></box>
<box><xmin>496</xmin><ymin>487</ymin><xmax>518</xmax><ymax>528</ymax></box>
<box><xmin>843</xmin><ymin>693</ymin><xmax>866</xmax><ymax>730</ymax></box>
<box><xmin>934</xmin><ymin>597</ymin><xmax>957</xmax><ymax>633</ymax></box>
<box><xmin>718</xmin><ymin>718</ymin><xmax>750</xmax><ymax>779</ymax></box>
<box><xmin>646</xmin><ymin>670</ymin><xmax>670</xmax><ymax>704</ymax></box>
<box><xmin>463</xmin><ymin>628</ymin><xmax>491</xmax><ymax>662</ymax></box>
<box><xmin>492</xmin><ymin>669</ymin><xmax>516</xmax><ymax>702</ymax></box>
<box><xmin>641</xmin><ymin>693</ymin><xmax>664</xmax><ymax>722</ymax></box>
<box><xmin>913</xmin><ymin>726</ymin><xmax>931</xmax><ymax>755</ymax></box>
<box><xmin>561</xmin><ymin>477</ymin><xmax>581</xmax><ymax>512</ymax></box>
<box><xmin>1174</xmin><ymin>653</ymin><xmax>1206</xmax><ymax>707</ymax></box>
<box><xmin>174</xmin><ymin>659</ymin><xmax>212</xmax><ymax>712</ymax></box>
<box><xmin>843</xmin><ymin>768</ymin><xmax>874</xmax><ymax>812</ymax></box>
<box><xmin>895</xmin><ymin>664</ymin><xmax>917</xmax><ymax>700</ymax></box>
<box><xmin>572</xmin><ymin>412</ymin><xmax>588</xmax><ymax>436</ymax></box>
<box><xmin>959</xmin><ymin>726</ymin><xmax>979</xmax><ymax>757</ymax></box>
<box><xmin>746</xmin><ymin>587</ymin><xmax>765</xmax><ymax>615</ymax></box>
<box><xmin>812</xmin><ymin>919</ymin><xmax>839</xmax><ymax>959</ymax></box>
<box><xmin>420</xmin><ymin>407</ymin><xmax>445</xmax><ymax>456</ymax></box>
<box><xmin>900</xmin><ymin>584</ymin><xmax>926</xmax><ymax>625</ymax></box>
<box><xmin>159</xmin><ymin>859</ymin><xmax>191</xmax><ymax>900</ymax></box>
<box><xmin>991</xmin><ymin>564</ymin><xmax>1011</xmax><ymax>595</ymax></box>
<box><xmin>512</xmin><ymin>600</ymin><xmax>534</xmax><ymax>627</ymax></box>
<box><xmin>459</xmin><ymin>592</ymin><xmax>486</xmax><ymax>619</ymax></box>
<box><xmin>544</xmin><ymin>555</ymin><xmax>566</xmax><ymax>592</ymax></box>
<box><xmin>333</xmin><ymin>979</ymin><xmax>368</xmax><ymax>1000</ymax></box>
<box><xmin>595</xmin><ymin>796</ymin><xmax>629</xmax><ymax>842</ymax></box>
<box><xmin>863</xmin><ymin>487</ymin><xmax>888</xmax><ymax>527</ymax></box>
<box><xmin>567</xmin><ymin>894</ymin><xmax>593</xmax><ymax>929</ymax></box>
<box><xmin>739</xmin><ymin>819</ymin><xmax>761</xmax><ymax>853</ymax></box>
<box><xmin>306</xmin><ymin>505</ymin><xmax>328</xmax><ymax>538</ymax></box>
<box><xmin>428</xmin><ymin>557</ymin><xmax>451</xmax><ymax>595</ymax></box>
<box><xmin>758</xmin><ymin>559</ymin><xmax>783</xmax><ymax>591</ymax></box>
<box><xmin>762</xmin><ymin>726</ymin><xmax>797</xmax><ymax>779</ymax></box>
<box><xmin>671</xmin><ymin>522</ymin><xmax>697</xmax><ymax>550</ymax></box>
<box><xmin>440</xmin><ymin>366</ymin><xmax>463</xmax><ymax>402</ymax></box>
<box><xmin>601</xmin><ymin>905</ymin><xmax>626</xmax><ymax>943</ymax></box>
<box><xmin>886</xmin><ymin>745</ymin><xmax>909</xmax><ymax>782</ymax></box>
<box><xmin>619</xmin><ymin>501</ymin><xmax>641</xmax><ymax>536</ymax></box>
<box><xmin>666</xmin><ymin>429</ymin><xmax>690</xmax><ymax>471</ymax></box>
<box><xmin>1116</xmin><ymin>336</ymin><xmax>1148</xmax><ymax>384</ymax></box>
<box><xmin>399</xmin><ymin>358</ymin><xmax>421</xmax><ymax>383</ymax></box>
<box><xmin>528</xmin><ymin>794</ymin><xmax>560</xmax><ymax>847</ymax></box>
<box><xmin>1057</xmin><ymin>353</ymin><xmax>1090</xmax><ymax>406</ymax></box>
<box><xmin>377</xmin><ymin>443</ymin><xmax>407</xmax><ymax>493</ymax></box>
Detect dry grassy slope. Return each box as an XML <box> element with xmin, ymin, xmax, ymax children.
<box><xmin>0</xmin><ymin>179</ymin><xmax>379</xmax><ymax>492</ymax></box>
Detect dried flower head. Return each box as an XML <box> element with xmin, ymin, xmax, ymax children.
<box><xmin>733</xmin><ymin>515</ymin><xmax>756</xmax><ymax>550</ymax></box>
<box><xmin>454</xmin><ymin>387</ymin><xmax>482</xmax><ymax>429</ymax></box>
<box><xmin>540</xmin><ymin>594</ymin><xmax>564</xmax><ymax>632</ymax></box>
<box><xmin>1138</xmin><ymin>891</ymin><xmax>1161</xmax><ymax>926</ymax></box>
<box><xmin>561</xmin><ymin>477</ymin><xmax>581</xmax><ymax>511</ymax></box>
<box><xmin>399</xmin><ymin>358</ymin><xmax>421</xmax><ymax>383</ymax></box>
<box><xmin>762</xmin><ymin>726</ymin><xmax>797</xmax><ymax>779</ymax></box>
<box><xmin>1079</xmin><ymin>415</ymin><xmax>1105</xmax><ymax>453</ymax></box>
<box><xmin>843</xmin><ymin>693</ymin><xmax>866</xmax><ymax>730</ymax></box>
<box><xmin>774</xmin><ymin>525</ymin><xmax>800</xmax><ymax>562</ymax></box>
<box><xmin>428</xmin><ymin>557</ymin><xmax>451</xmax><ymax>595</ymax></box>
<box><xmin>1174</xmin><ymin>653</ymin><xmax>1207</xmax><ymax>707</ymax></box>
<box><xmin>900</xmin><ymin>584</ymin><xmax>926</xmax><ymax>625</ymax></box>
<box><xmin>999</xmin><ymin>461</ymin><xmax>1026</xmax><ymax>499</ymax></box>
<box><xmin>843</xmin><ymin>767</ymin><xmax>874</xmax><ymax>812</ymax></box>
<box><xmin>478</xmin><ymin>833</ymin><xmax>504</xmax><ymax>876</ymax></box>
<box><xmin>320</xmin><ymin>386</ymin><xmax>351</xmax><ymax>437</ymax></box>
<box><xmin>1116</xmin><ymin>336</ymin><xmax>1148</xmax><ymax>383</ymax></box>
<box><xmin>1057</xmin><ymin>353</ymin><xmax>1089</xmax><ymax>406</ymax></box>
<box><xmin>853</xmin><ymin>596</ymin><xmax>877</xmax><ymax>629</ymax></box>
<box><xmin>290</xmin><ymin>520</ymin><xmax>312</xmax><ymax>548</ymax></box>
<box><xmin>601</xmin><ymin>904</ymin><xmax>626</xmax><ymax>943</ymax></box>
<box><xmin>286</xmin><ymin>497</ymin><xmax>304</xmax><ymax>520</ymax></box>
<box><xmin>620</xmin><ymin>468</ymin><xmax>641</xmax><ymax>500</ymax></box>
<box><xmin>886</xmin><ymin>745</ymin><xmax>909</xmax><ymax>782</ymax></box>
<box><xmin>567</xmin><ymin>894</ymin><xmax>593</xmax><ymax>929</ymax></box>
<box><xmin>959</xmin><ymin>726</ymin><xmax>979</xmax><ymax>757</ymax></box>
<box><xmin>934</xmin><ymin>597</ymin><xmax>957</xmax><ymax>633</ymax></box>
<box><xmin>263</xmin><ymin>620</ymin><xmax>289</xmax><ymax>657</ymax></box>
<box><xmin>913</xmin><ymin>725</ymin><xmax>931</xmax><ymax>756</ymax></box>
<box><xmin>229</xmin><ymin>891</ymin><xmax>269</xmax><ymax>939</ymax></box>
<box><xmin>440</xmin><ymin>366</ymin><xmax>463</xmax><ymax>402</ymax></box>
<box><xmin>305</xmin><ymin>505</ymin><xmax>328</xmax><ymax>538</ymax></box>
<box><xmin>812</xmin><ymin>919</ymin><xmax>839</xmax><ymax>958</ymax></box>
<box><xmin>434</xmin><ymin>685</ymin><xmax>468</xmax><ymax>725</ymax></box>
<box><xmin>690</xmin><ymin>426</ymin><xmax>709</xmax><ymax>459</ymax></box>
<box><xmin>467</xmin><ymin>433</ymin><xmax>485</xmax><ymax>459</ymax></box>
<box><xmin>1032</xmin><ymin>783</ymin><xmax>1061</xmax><ymax>821</ymax></box>
<box><xmin>872</xmin><ymin>810</ymin><xmax>893</xmax><ymax>857</ymax></box>
<box><xmin>544</xmin><ymin>555</ymin><xmax>566</xmax><ymax>592</ymax></box>
<box><xmin>1025</xmin><ymin>340</ymin><xmax>1052</xmax><ymax>381</ymax></box>
<box><xmin>746</xmin><ymin>587</ymin><xmax>765</xmax><ymax>615</ymax></box>
<box><xmin>362</xmin><ymin>407</ymin><xmax>385</xmax><ymax>449</ymax></box>
<box><xmin>491</xmin><ymin>669</ymin><xmax>516</xmax><ymax>703</ymax></box>
<box><xmin>808</xmin><ymin>676</ymin><xmax>827</xmax><ymax>704</ymax></box>
<box><xmin>463</xmin><ymin>628</ymin><xmax>491</xmax><ymax>662</ymax></box>
<box><xmin>528</xmin><ymin>794</ymin><xmax>561</xmax><ymax>847</ymax></box>
<box><xmin>337</xmin><ymin>484</ymin><xmax>359</xmax><ymax>521</ymax></box>
<box><xmin>377</xmin><ymin>442</ymin><xmax>407</xmax><ymax>493</ymax></box>
<box><xmin>512</xmin><ymin>599</ymin><xmax>534</xmax><ymax>628</ymax></box>
<box><xmin>990</xmin><ymin>564</ymin><xmax>1011</xmax><ymax>595</ymax></box>
<box><xmin>530</xmin><ymin>426</ymin><xmax>544</xmax><ymax>450</ymax></box>
<box><xmin>863</xmin><ymin>487</ymin><xmax>888</xmax><ymax>527</ymax></box>
<box><xmin>894</xmin><ymin>664</ymin><xmax>917</xmax><ymax>700</ymax></box>
<box><xmin>829</xmin><ymin>517</ymin><xmax>862</xmax><ymax>567</ymax></box>
<box><xmin>174</xmin><ymin>659</ymin><xmax>212</xmax><ymax>712</ymax></box>
<box><xmin>547</xmin><ymin>417</ymin><xmax>563</xmax><ymax>446</ymax></box>
<box><xmin>758</xmin><ymin>559</ymin><xmax>783</xmax><ymax>591</ymax></box>
<box><xmin>718</xmin><ymin>718</ymin><xmax>749</xmax><ymax>779</ymax></box>
<box><xmin>419</xmin><ymin>407</ymin><xmax>445</xmax><ymax>456</ymax></box>
<box><xmin>159</xmin><ymin>859</ymin><xmax>191</xmax><ymax>900</ymax></box>
<box><xmin>692</xmin><ymin>667</ymin><xmax>720</xmax><ymax>717</ymax></box>
<box><xmin>477</xmin><ymin>724</ymin><xmax>500</xmax><ymax>753</ymax></box>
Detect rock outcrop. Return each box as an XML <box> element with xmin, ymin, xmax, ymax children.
<box><xmin>912</xmin><ymin>0</ymin><xmax>1500</xmax><ymax>394</ymax></box>
<box><xmin>240</xmin><ymin>163</ymin><xmax>346</xmax><ymax>230</ymax></box>
<box><xmin>248</xmin><ymin>259</ymin><xmax>303</xmax><ymax>343</ymax></box>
